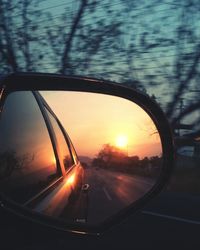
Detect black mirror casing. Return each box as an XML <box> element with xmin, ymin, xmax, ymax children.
<box><xmin>0</xmin><ymin>73</ymin><xmax>174</xmax><ymax>235</ymax></box>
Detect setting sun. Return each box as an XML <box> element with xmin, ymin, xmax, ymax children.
<box><xmin>116</xmin><ymin>135</ymin><xmax>128</xmax><ymax>148</ymax></box>
<box><xmin>41</xmin><ymin>91</ymin><xmax>162</xmax><ymax>158</ymax></box>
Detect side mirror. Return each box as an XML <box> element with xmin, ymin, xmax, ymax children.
<box><xmin>0</xmin><ymin>73</ymin><xmax>174</xmax><ymax>235</ymax></box>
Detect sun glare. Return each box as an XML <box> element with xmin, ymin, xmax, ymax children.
<box><xmin>66</xmin><ymin>174</ymin><xmax>75</xmax><ymax>185</ymax></box>
<box><xmin>116</xmin><ymin>135</ymin><xmax>128</xmax><ymax>148</ymax></box>
<box><xmin>52</xmin><ymin>155</ymin><xmax>56</xmax><ymax>165</ymax></box>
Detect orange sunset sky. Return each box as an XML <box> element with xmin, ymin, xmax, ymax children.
<box><xmin>41</xmin><ymin>91</ymin><xmax>162</xmax><ymax>159</ymax></box>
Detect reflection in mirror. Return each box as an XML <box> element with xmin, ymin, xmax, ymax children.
<box><xmin>0</xmin><ymin>91</ymin><xmax>162</xmax><ymax>226</ymax></box>
<box><xmin>0</xmin><ymin>92</ymin><xmax>60</xmax><ymax>204</ymax></box>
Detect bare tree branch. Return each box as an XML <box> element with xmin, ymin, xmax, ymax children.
<box><xmin>21</xmin><ymin>0</ymin><xmax>32</xmax><ymax>71</ymax></box>
<box><xmin>0</xmin><ymin>0</ymin><xmax>18</xmax><ymax>72</ymax></box>
<box><xmin>166</xmin><ymin>43</ymin><xmax>200</xmax><ymax>119</ymax></box>
<box><xmin>61</xmin><ymin>0</ymin><xmax>88</xmax><ymax>74</ymax></box>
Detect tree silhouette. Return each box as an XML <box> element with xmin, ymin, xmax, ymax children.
<box><xmin>0</xmin><ymin>0</ymin><xmax>200</xmax><ymax>138</ymax></box>
<box><xmin>98</xmin><ymin>144</ymin><xmax>126</xmax><ymax>161</ymax></box>
<box><xmin>0</xmin><ymin>150</ymin><xmax>35</xmax><ymax>179</ymax></box>
<box><xmin>92</xmin><ymin>143</ymin><xmax>162</xmax><ymax>178</ymax></box>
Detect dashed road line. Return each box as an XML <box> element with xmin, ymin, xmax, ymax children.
<box><xmin>142</xmin><ymin>210</ymin><xmax>200</xmax><ymax>225</ymax></box>
<box><xmin>103</xmin><ymin>187</ymin><xmax>112</xmax><ymax>201</ymax></box>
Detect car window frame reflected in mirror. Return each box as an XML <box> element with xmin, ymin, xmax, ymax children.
<box><xmin>0</xmin><ymin>73</ymin><xmax>174</xmax><ymax>235</ymax></box>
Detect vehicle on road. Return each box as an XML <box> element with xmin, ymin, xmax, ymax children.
<box><xmin>0</xmin><ymin>89</ymin><xmax>86</xmax><ymax>223</ymax></box>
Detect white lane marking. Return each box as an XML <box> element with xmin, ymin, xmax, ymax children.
<box><xmin>142</xmin><ymin>210</ymin><xmax>200</xmax><ymax>225</ymax></box>
<box><xmin>103</xmin><ymin>187</ymin><xmax>112</xmax><ymax>201</ymax></box>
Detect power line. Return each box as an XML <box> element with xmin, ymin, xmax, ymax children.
<box><xmin>12</xmin><ymin>16</ymin><xmax>200</xmax><ymax>47</ymax></box>
<box><xmin>8</xmin><ymin>1</ymin><xmax>75</xmax><ymax>18</ymax></box>
<box><xmin>10</xmin><ymin>1</ymin><xmax>181</xmax><ymax>28</ymax></box>
<box><xmin>162</xmin><ymin>1</ymin><xmax>188</xmax><ymax>7</ymax></box>
<box><xmin>4</xmin><ymin>29</ymin><xmax>198</xmax><ymax>53</ymax></box>
<box><xmin>9</xmin><ymin>1</ymin><xmax>135</xmax><ymax>19</ymax></box>
<box><xmin>10</xmin><ymin>0</ymin><xmax>179</xmax><ymax>19</ymax></box>
<box><xmin>18</xmin><ymin>7</ymin><xmax>179</xmax><ymax>28</ymax></box>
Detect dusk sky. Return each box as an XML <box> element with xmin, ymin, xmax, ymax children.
<box><xmin>41</xmin><ymin>91</ymin><xmax>162</xmax><ymax>158</ymax></box>
<box><xmin>35</xmin><ymin>0</ymin><xmax>200</xmax><ymax>109</ymax></box>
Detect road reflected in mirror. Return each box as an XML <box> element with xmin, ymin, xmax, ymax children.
<box><xmin>41</xmin><ymin>91</ymin><xmax>163</xmax><ymax>225</ymax></box>
<box><xmin>0</xmin><ymin>91</ymin><xmax>162</xmax><ymax>226</ymax></box>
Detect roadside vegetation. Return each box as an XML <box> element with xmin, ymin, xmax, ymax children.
<box><xmin>91</xmin><ymin>144</ymin><xmax>162</xmax><ymax>178</ymax></box>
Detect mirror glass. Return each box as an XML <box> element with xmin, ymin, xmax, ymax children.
<box><xmin>0</xmin><ymin>91</ymin><xmax>162</xmax><ymax>225</ymax></box>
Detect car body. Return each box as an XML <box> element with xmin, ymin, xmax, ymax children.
<box><xmin>0</xmin><ymin>90</ymin><xmax>86</xmax><ymax>223</ymax></box>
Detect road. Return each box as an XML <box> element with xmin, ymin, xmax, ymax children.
<box><xmin>1</xmin><ymin>190</ymin><xmax>200</xmax><ymax>249</ymax></box>
<box><xmin>1</xmin><ymin>167</ymin><xmax>200</xmax><ymax>249</ymax></box>
<box><xmin>83</xmin><ymin>167</ymin><xmax>155</xmax><ymax>224</ymax></box>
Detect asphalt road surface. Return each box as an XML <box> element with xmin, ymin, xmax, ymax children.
<box><xmin>83</xmin><ymin>167</ymin><xmax>155</xmax><ymax>224</ymax></box>
<box><xmin>1</xmin><ymin>167</ymin><xmax>200</xmax><ymax>249</ymax></box>
<box><xmin>1</xmin><ymin>190</ymin><xmax>200</xmax><ymax>250</ymax></box>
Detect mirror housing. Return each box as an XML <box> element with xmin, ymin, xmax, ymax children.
<box><xmin>0</xmin><ymin>73</ymin><xmax>174</xmax><ymax>235</ymax></box>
